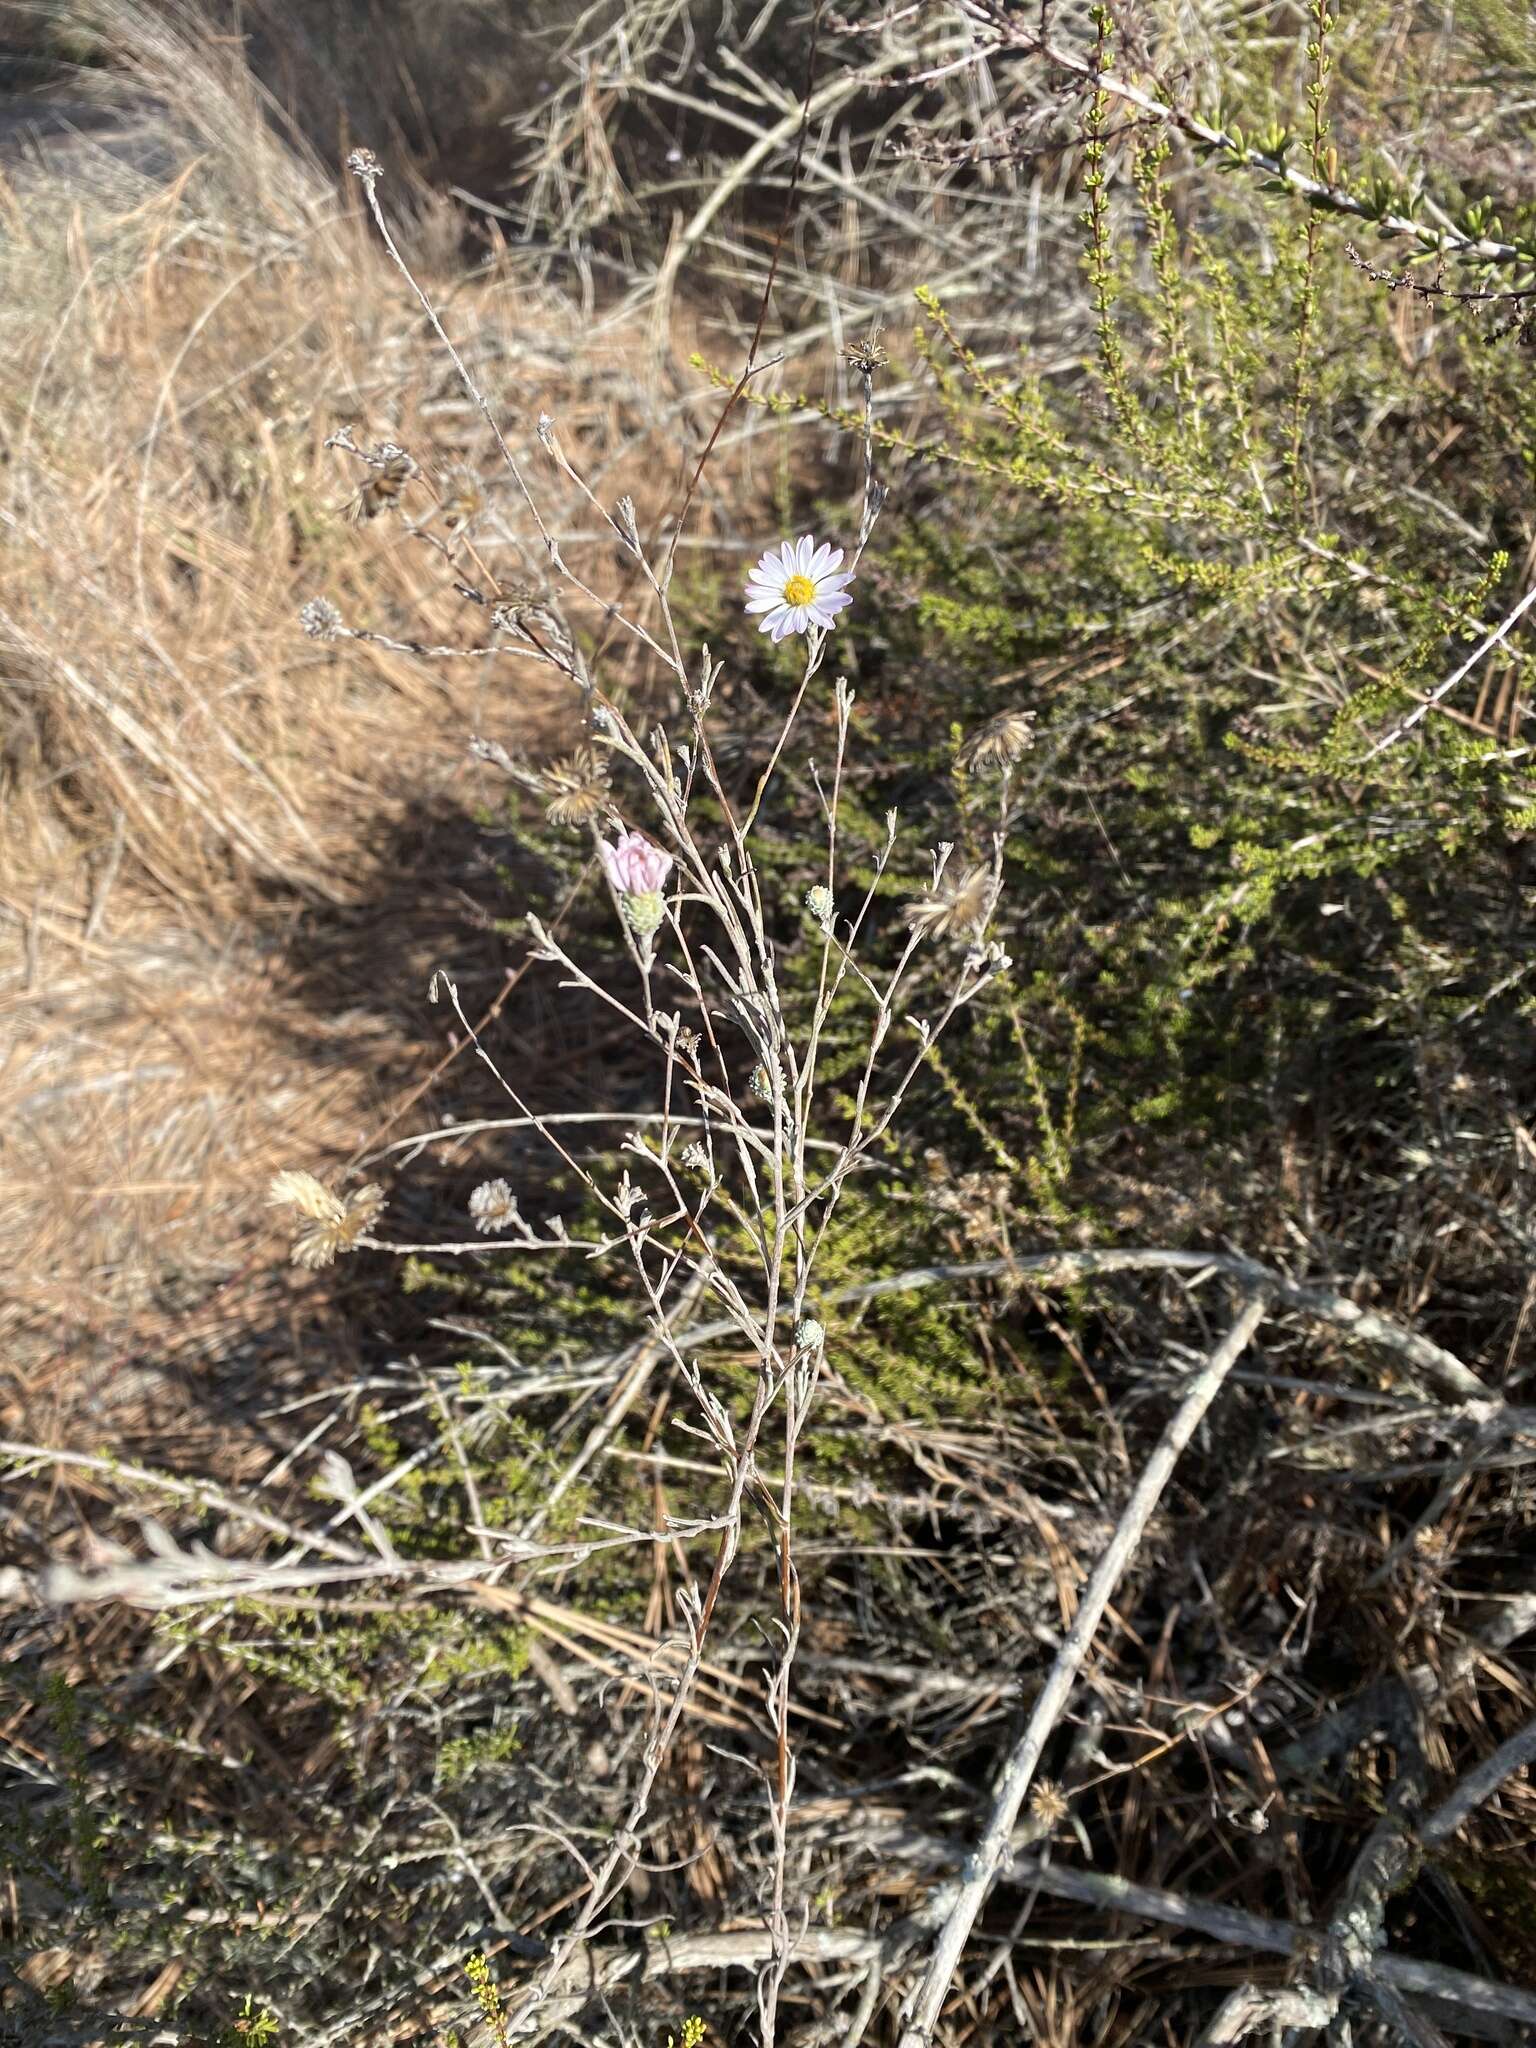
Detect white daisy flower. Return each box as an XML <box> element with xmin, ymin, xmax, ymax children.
<box><xmin>745</xmin><ymin>534</ymin><xmax>854</xmax><ymax>642</ymax></box>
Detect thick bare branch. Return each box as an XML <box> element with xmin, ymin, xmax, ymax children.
<box><xmin>896</xmin><ymin>1293</ymin><xmax>1269</xmax><ymax>2045</ymax></box>
<box><xmin>1420</xmin><ymin>1714</ymin><xmax>1536</xmax><ymax>1850</ymax></box>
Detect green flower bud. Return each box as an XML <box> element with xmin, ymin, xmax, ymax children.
<box><xmin>621</xmin><ymin>889</ymin><xmax>666</xmax><ymax>938</ymax></box>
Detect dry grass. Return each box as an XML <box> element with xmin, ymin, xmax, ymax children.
<box><xmin>0</xmin><ymin>2</ymin><xmax>753</xmax><ymax>1374</ymax></box>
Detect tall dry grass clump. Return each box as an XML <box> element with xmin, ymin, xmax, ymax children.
<box><xmin>5</xmin><ymin>1</ymin><xmax>481</xmax><ymax>906</ymax></box>
<box><xmin>0</xmin><ymin>1</ymin><xmax>737</xmax><ymax>1342</ymax></box>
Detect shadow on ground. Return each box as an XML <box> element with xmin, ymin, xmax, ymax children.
<box><xmin>2</xmin><ymin>785</ymin><xmax>660</xmax><ymax>1477</ymax></box>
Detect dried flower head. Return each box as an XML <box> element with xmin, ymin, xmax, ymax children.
<box><xmin>957</xmin><ymin>708</ymin><xmax>1037</xmax><ymax>776</ymax></box>
<box><xmin>347</xmin><ymin>147</ymin><xmax>382</xmax><ymax>184</ymax></box>
<box><xmin>300</xmin><ymin>597</ymin><xmax>345</xmax><ymax>642</ymax></box>
<box><xmin>347</xmin><ymin>442</ymin><xmax>417</xmax><ymax>523</ymax></box>
<box><xmin>927</xmin><ymin>1167</ymin><xmax>1012</xmax><ymax>1233</ymax></box>
<box><xmin>267</xmin><ymin>1170</ymin><xmax>385</xmax><ymax>1269</ymax></box>
<box><xmin>659</xmin><ymin>1017</ymin><xmax>701</xmax><ymax>1062</ymax></box>
<box><xmin>437</xmin><ymin>463</ymin><xmax>486</xmax><ymax>536</ymax></box>
<box><xmin>904</xmin><ymin>860</ymin><xmax>994</xmax><ymax>944</ymax></box>
<box><xmin>468</xmin><ymin>1179</ymin><xmax>521</xmax><ymax>1235</ymax></box>
<box><xmin>804</xmin><ymin>884</ymin><xmax>835</xmax><ymax>926</ymax></box>
<box><xmin>793</xmin><ymin>1317</ymin><xmax>826</xmax><ymax>1353</ymax></box>
<box><xmin>492</xmin><ymin>590</ymin><xmax>538</xmax><ymax>631</ymax></box>
<box><xmin>842</xmin><ymin>330</ymin><xmax>889</xmax><ymax>378</ymax></box>
<box><xmin>1029</xmin><ymin>1779</ymin><xmax>1069</xmax><ymax>1828</ymax></box>
<box><xmin>491</xmin><ymin>589</ymin><xmax>570</xmax><ymax>656</ymax></box>
<box><xmin>541</xmin><ymin>746</ymin><xmax>611</xmax><ymax>829</ymax></box>
<box><xmin>680</xmin><ymin>1141</ymin><xmax>711</xmax><ymax>1178</ymax></box>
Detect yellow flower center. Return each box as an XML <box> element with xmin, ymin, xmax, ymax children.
<box><xmin>782</xmin><ymin>573</ymin><xmax>816</xmax><ymax>606</ymax></box>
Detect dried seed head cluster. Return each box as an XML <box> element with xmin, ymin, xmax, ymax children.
<box><xmin>324</xmin><ymin>425</ymin><xmax>420</xmax><ymax>522</ymax></box>
<box><xmin>1029</xmin><ymin>1779</ymin><xmax>1069</xmax><ymax>1828</ymax></box>
<box><xmin>540</xmin><ymin>746</ymin><xmax>611</xmax><ymax>829</ymax></box>
<box><xmin>492</xmin><ymin>589</ymin><xmax>570</xmax><ymax>654</ymax></box>
<box><xmin>492</xmin><ymin>586</ymin><xmax>545</xmax><ymax>625</ymax></box>
<box><xmin>926</xmin><ymin>1165</ymin><xmax>1012</xmax><ymax>1234</ymax></box>
<box><xmin>904</xmin><ymin>860</ymin><xmax>994</xmax><ymax>943</ymax></box>
<box><xmin>348</xmin><ymin>443</ymin><xmax>417</xmax><ymax>523</ymax></box>
<box><xmin>842</xmin><ymin>330</ymin><xmax>889</xmax><ymax>377</ymax></box>
<box><xmin>267</xmin><ymin>1171</ymin><xmax>386</xmax><ymax>1268</ymax></box>
<box><xmin>436</xmin><ymin>463</ymin><xmax>486</xmax><ymax>536</ymax></box>
<box><xmin>300</xmin><ymin>597</ymin><xmax>345</xmax><ymax>642</ymax></box>
<box><xmin>468</xmin><ymin>1179</ymin><xmax>521</xmax><ymax>1235</ymax></box>
<box><xmin>957</xmin><ymin>708</ymin><xmax>1037</xmax><ymax>776</ymax></box>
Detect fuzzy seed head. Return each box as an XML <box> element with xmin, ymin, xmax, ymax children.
<box><xmin>437</xmin><ymin>463</ymin><xmax>485</xmax><ymax>534</ymax></box>
<box><xmin>1029</xmin><ymin>1779</ymin><xmax>1069</xmax><ymax>1827</ymax></box>
<box><xmin>268</xmin><ymin>1171</ymin><xmax>385</xmax><ymax>1268</ymax></box>
<box><xmin>957</xmin><ymin>709</ymin><xmax>1037</xmax><ymax>776</ymax></box>
<box><xmin>468</xmin><ymin>1179</ymin><xmax>520</xmax><ymax>1235</ymax></box>
<box><xmin>904</xmin><ymin>861</ymin><xmax>994</xmax><ymax>943</ymax></box>
<box><xmin>842</xmin><ymin>331</ymin><xmax>889</xmax><ymax>378</ymax></box>
<box><xmin>541</xmin><ymin>746</ymin><xmax>611</xmax><ymax>829</ymax></box>
<box><xmin>300</xmin><ymin>597</ymin><xmax>345</xmax><ymax>641</ymax></box>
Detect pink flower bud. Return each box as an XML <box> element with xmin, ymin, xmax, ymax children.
<box><xmin>599</xmin><ymin>828</ymin><xmax>674</xmax><ymax>897</ymax></box>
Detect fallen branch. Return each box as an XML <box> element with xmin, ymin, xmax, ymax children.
<box><xmin>1198</xmin><ymin>1986</ymin><xmax>1339</xmax><ymax>2044</ymax></box>
<box><xmin>1420</xmin><ymin>1712</ymin><xmax>1536</xmax><ymax>1850</ymax></box>
<box><xmin>895</xmin><ymin>1292</ymin><xmax>1269</xmax><ymax>2044</ymax></box>
<box><xmin>1276</xmin><ymin>1594</ymin><xmax>1536</xmax><ymax>1779</ymax></box>
<box><xmin>569</xmin><ymin>1245</ymin><xmax>1501</xmax><ymax>1404</ymax></box>
<box><xmin>1306</xmin><ymin>1702</ymin><xmax>1429</xmax><ymax>2034</ymax></box>
<box><xmin>832</xmin><ymin>1249</ymin><xmax>1493</xmax><ymax>1403</ymax></box>
<box><xmin>447</xmin><ymin>1831</ymin><xmax>1536</xmax><ymax>2044</ymax></box>
<box><xmin>995</xmin><ymin>1857</ymin><xmax>1536</xmax><ymax>2032</ymax></box>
